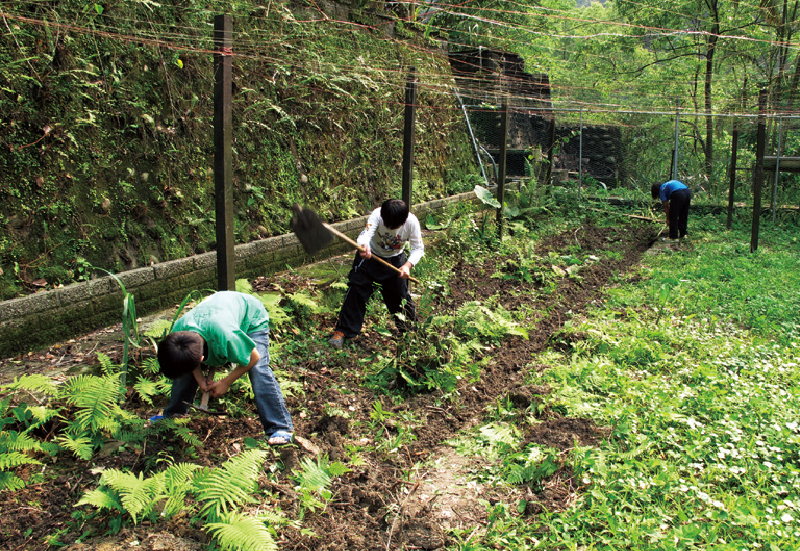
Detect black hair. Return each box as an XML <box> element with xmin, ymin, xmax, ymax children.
<box><xmin>157</xmin><ymin>331</ymin><xmax>204</xmax><ymax>379</ymax></box>
<box><xmin>380</xmin><ymin>199</ymin><xmax>409</xmax><ymax>230</ymax></box>
<box><xmin>651</xmin><ymin>183</ymin><xmax>662</xmax><ymax>200</ymax></box>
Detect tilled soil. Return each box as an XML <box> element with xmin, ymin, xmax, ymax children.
<box><xmin>0</xmin><ymin>222</ymin><xmax>657</xmax><ymax>551</ymax></box>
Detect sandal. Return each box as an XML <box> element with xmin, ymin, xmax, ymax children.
<box><xmin>268</xmin><ymin>430</ymin><xmax>294</xmax><ymax>446</ymax></box>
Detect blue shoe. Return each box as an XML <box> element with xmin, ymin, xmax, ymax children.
<box><xmin>148</xmin><ymin>414</ymin><xmax>166</xmax><ymax>423</ymax></box>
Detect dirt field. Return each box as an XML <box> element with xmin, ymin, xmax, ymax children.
<box><xmin>0</xmin><ymin>222</ymin><xmax>661</xmax><ymax>551</ymax></box>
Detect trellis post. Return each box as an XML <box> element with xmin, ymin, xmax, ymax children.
<box><xmin>496</xmin><ymin>100</ymin><xmax>509</xmax><ymax>238</ymax></box>
<box><xmin>751</xmin><ymin>88</ymin><xmax>767</xmax><ymax>253</ymax></box>
<box><xmin>671</xmin><ymin>104</ymin><xmax>680</xmax><ymax>180</ymax></box>
<box><xmin>402</xmin><ymin>67</ymin><xmax>417</xmax><ymax>208</ymax></box>
<box><xmin>214</xmin><ymin>14</ymin><xmax>235</xmax><ymax>290</ymax></box>
<box><xmin>726</xmin><ymin>117</ymin><xmax>738</xmax><ymax>230</ymax></box>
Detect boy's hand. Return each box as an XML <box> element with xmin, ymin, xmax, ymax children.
<box><xmin>359</xmin><ymin>245</ymin><xmax>372</xmax><ymax>259</ymax></box>
<box><xmin>207</xmin><ymin>378</ymin><xmax>232</xmax><ymax>398</ymax></box>
<box><xmin>398</xmin><ymin>262</ymin><xmax>412</xmax><ymax>280</ymax></box>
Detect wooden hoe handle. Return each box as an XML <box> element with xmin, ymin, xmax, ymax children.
<box><xmin>323</xmin><ymin>223</ymin><xmax>421</xmax><ymax>285</ymax></box>
<box><xmin>199</xmin><ymin>366</ymin><xmax>216</xmax><ymax>411</ymax></box>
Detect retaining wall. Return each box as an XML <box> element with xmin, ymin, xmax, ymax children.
<box><xmin>0</xmin><ymin>193</ymin><xmax>477</xmax><ymax>359</ymax></box>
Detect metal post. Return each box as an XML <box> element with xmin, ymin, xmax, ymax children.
<box><xmin>672</xmin><ymin>105</ymin><xmax>680</xmax><ymax>181</ymax></box>
<box><xmin>772</xmin><ymin>117</ymin><xmax>783</xmax><ymax>223</ymax></box>
<box><xmin>454</xmin><ymin>88</ymin><xmax>488</xmax><ymax>186</ymax></box>
<box><xmin>578</xmin><ymin>108</ymin><xmax>583</xmax><ymax>202</ymax></box>
<box><xmin>214</xmin><ymin>14</ymin><xmax>235</xmax><ymax>291</ymax></box>
<box><xmin>751</xmin><ymin>88</ymin><xmax>767</xmax><ymax>253</ymax></box>
<box><xmin>401</xmin><ymin>67</ymin><xmax>417</xmax><ymax>208</ymax></box>
<box><xmin>726</xmin><ymin>118</ymin><xmax>738</xmax><ymax>230</ymax></box>
<box><xmin>496</xmin><ymin>101</ymin><xmax>509</xmax><ymax>239</ymax></box>
<box><xmin>546</xmin><ymin>114</ymin><xmax>556</xmax><ymax>186</ymax></box>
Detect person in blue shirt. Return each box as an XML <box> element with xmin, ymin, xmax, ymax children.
<box><xmin>651</xmin><ymin>180</ymin><xmax>692</xmax><ymax>240</ymax></box>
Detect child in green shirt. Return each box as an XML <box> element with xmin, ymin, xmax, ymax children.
<box><xmin>152</xmin><ymin>291</ymin><xmax>294</xmax><ymax>445</ymax></box>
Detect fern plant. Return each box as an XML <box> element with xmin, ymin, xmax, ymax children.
<box><xmin>0</xmin><ymin>430</ymin><xmax>43</xmax><ymax>492</ymax></box>
<box><xmin>0</xmin><ymin>375</ymin><xmax>62</xmax><ymax>491</ymax></box>
<box><xmin>193</xmin><ymin>448</ymin><xmax>268</xmax><ymax>521</ymax></box>
<box><xmin>55</xmin><ymin>372</ymin><xmax>142</xmax><ymax>459</ymax></box>
<box><xmin>454</xmin><ymin>301</ymin><xmax>529</xmax><ymax>341</ymax></box>
<box><xmin>77</xmin><ymin>461</ymin><xmax>201</xmax><ymax>523</ymax></box>
<box><xmin>502</xmin><ymin>444</ymin><xmax>561</xmax><ymax>490</ymax></box>
<box><xmin>290</xmin><ymin>454</ymin><xmax>350</xmax><ymax>518</ymax></box>
<box><xmin>205</xmin><ymin>511</ymin><xmax>280</xmax><ymax>551</ymax></box>
<box><xmin>77</xmin><ymin>450</ymin><xmax>283</xmax><ymax>551</ymax></box>
<box><xmin>236</xmin><ymin>278</ymin><xmax>292</xmax><ymax>331</ymax></box>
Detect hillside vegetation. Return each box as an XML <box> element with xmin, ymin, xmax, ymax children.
<box><xmin>0</xmin><ymin>0</ymin><xmax>478</xmax><ymax>300</ymax></box>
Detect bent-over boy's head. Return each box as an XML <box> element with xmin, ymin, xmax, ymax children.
<box><xmin>651</xmin><ymin>183</ymin><xmax>662</xmax><ymax>200</ymax></box>
<box><xmin>381</xmin><ymin>199</ymin><xmax>409</xmax><ymax>230</ymax></box>
<box><xmin>158</xmin><ymin>331</ymin><xmax>203</xmax><ymax>379</ymax></box>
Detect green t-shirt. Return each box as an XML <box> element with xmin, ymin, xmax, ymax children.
<box><xmin>172</xmin><ymin>291</ymin><xmax>270</xmax><ymax>367</ymax></box>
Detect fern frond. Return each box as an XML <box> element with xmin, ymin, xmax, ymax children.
<box><xmin>291</xmin><ymin>455</ymin><xmax>348</xmax><ymax>492</ymax></box>
<box><xmin>505</xmin><ymin>463</ymin><xmax>527</xmax><ymax>485</ymax></box>
<box><xmin>235</xmin><ymin>279</ymin><xmax>253</xmax><ymax>293</ymax></box>
<box><xmin>205</xmin><ymin>511</ymin><xmax>277</xmax><ymax>551</ymax></box>
<box><xmin>24</xmin><ymin>405</ymin><xmax>59</xmax><ymax>429</ymax></box>
<box><xmin>259</xmin><ymin>510</ymin><xmax>289</xmax><ymax>526</ymax></box>
<box><xmin>618</xmin><ymin>440</ymin><xmax>655</xmax><ymax>462</ymax></box>
<box><xmin>75</xmin><ymin>487</ymin><xmax>124</xmax><ymax>512</ymax></box>
<box><xmin>1</xmin><ymin>373</ymin><xmax>59</xmax><ymax>397</ymax></box>
<box><xmin>63</xmin><ymin>374</ymin><xmax>126</xmax><ymax>434</ymax></box>
<box><xmin>193</xmin><ymin>449</ymin><xmax>268</xmax><ymax>522</ymax></box>
<box><xmin>57</xmin><ymin>433</ymin><xmax>94</xmax><ymax>460</ymax></box>
<box><xmin>96</xmin><ymin>352</ymin><xmax>121</xmax><ymax>376</ymax></box>
<box><xmin>0</xmin><ymin>451</ymin><xmax>41</xmax><ymax>470</ymax></box>
<box><xmin>133</xmin><ymin>379</ymin><xmax>164</xmax><ymax>406</ymax></box>
<box><xmin>478</xmin><ymin>422</ymin><xmax>518</xmax><ymax>447</ymax></box>
<box><xmin>275</xmin><ymin>375</ymin><xmax>303</xmax><ymax>399</ymax></box>
<box><xmin>256</xmin><ymin>293</ymin><xmax>291</xmax><ymax>328</ymax></box>
<box><xmin>164</xmin><ymin>462</ymin><xmax>202</xmax><ymax>487</ymax></box>
<box><xmin>0</xmin><ymin>430</ymin><xmax>43</xmax><ymax>453</ymax></box>
<box><xmin>144</xmin><ymin>319</ymin><xmax>173</xmax><ymax>341</ymax></box>
<box><xmin>99</xmin><ymin>469</ymin><xmax>161</xmax><ymax>523</ymax></box>
<box><xmin>172</xmin><ymin>426</ymin><xmax>203</xmax><ymax>447</ymax></box>
<box><xmin>287</xmin><ymin>292</ymin><xmax>322</xmax><ymax>313</ymax></box>
<box><xmin>160</xmin><ymin>463</ymin><xmax>202</xmax><ymax>519</ymax></box>
<box><xmin>455</xmin><ymin>302</ymin><xmax>529</xmax><ymax>340</ymax></box>
<box><xmin>0</xmin><ymin>471</ymin><xmax>27</xmax><ymax>492</ymax></box>
<box><xmin>325</xmin><ymin>459</ymin><xmax>350</xmax><ymax>478</ymax></box>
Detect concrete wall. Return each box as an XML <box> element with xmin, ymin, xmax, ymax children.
<box><xmin>0</xmin><ymin>193</ymin><xmax>477</xmax><ymax>359</ymax></box>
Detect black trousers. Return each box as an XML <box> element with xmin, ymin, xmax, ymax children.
<box><xmin>334</xmin><ymin>252</ymin><xmax>416</xmax><ymax>338</ymax></box>
<box><xmin>669</xmin><ymin>188</ymin><xmax>692</xmax><ymax>239</ymax></box>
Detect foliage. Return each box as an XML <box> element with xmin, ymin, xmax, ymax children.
<box><xmin>0</xmin><ymin>0</ymin><xmax>477</xmax><ymax>300</ymax></box>
<box><xmin>454</xmin><ymin>301</ymin><xmax>528</xmax><ymax>341</ymax></box>
<box><xmin>446</xmin><ymin>224</ymin><xmax>800</xmax><ymax>550</ymax></box>
<box><xmin>78</xmin><ymin>450</ymin><xmax>283</xmax><ymax>550</ymax></box>
<box><xmin>0</xmin><ymin>375</ymin><xmax>61</xmax><ymax>491</ymax></box>
<box><xmin>290</xmin><ymin>454</ymin><xmax>350</xmax><ymax>518</ymax></box>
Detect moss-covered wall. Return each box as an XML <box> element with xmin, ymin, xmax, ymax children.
<box><xmin>0</xmin><ymin>193</ymin><xmax>477</xmax><ymax>359</ymax></box>
<box><xmin>0</xmin><ymin>0</ymin><xmax>479</xmax><ymax>300</ymax></box>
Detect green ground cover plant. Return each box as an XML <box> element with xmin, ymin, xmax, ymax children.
<box><xmin>448</xmin><ymin>224</ymin><xmax>800</xmax><ymax>550</ymax></box>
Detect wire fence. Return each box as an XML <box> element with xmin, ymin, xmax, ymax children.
<box><xmin>457</xmin><ymin>100</ymin><xmax>800</xmax><ymax>214</ymax></box>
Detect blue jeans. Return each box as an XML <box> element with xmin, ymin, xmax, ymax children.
<box><xmin>163</xmin><ymin>330</ymin><xmax>293</xmax><ymax>436</ymax></box>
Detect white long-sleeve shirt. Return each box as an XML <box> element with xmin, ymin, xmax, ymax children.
<box><xmin>356</xmin><ymin>207</ymin><xmax>424</xmax><ymax>266</ymax></box>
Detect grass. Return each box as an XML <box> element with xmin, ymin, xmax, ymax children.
<box><xmin>449</xmin><ymin>221</ymin><xmax>800</xmax><ymax>550</ymax></box>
